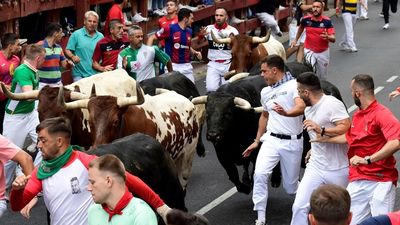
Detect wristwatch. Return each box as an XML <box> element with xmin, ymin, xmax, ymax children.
<box><xmin>364</xmin><ymin>156</ymin><xmax>371</xmax><ymax>165</ymax></box>
<box><xmin>320</xmin><ymin>126</ymin><xmax>326</xmax><ymax>136</ymax></box>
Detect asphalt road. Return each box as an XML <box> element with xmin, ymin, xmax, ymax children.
<box><xmin>1</xmin><ymin>2</ymin><xmax>400</xmax><ymax>225</ymax></box>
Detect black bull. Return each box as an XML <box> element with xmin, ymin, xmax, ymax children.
<box><xmin>87</xmin><ymin>133</ymin><xmax>186</xmax><ymax>213</ymax></box>
<box><xmin>195</xmin><ymin>62</ymin><xmax>344</xmax><ymax>194</ymax></box>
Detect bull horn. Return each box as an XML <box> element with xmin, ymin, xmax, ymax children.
<box><xmin>234</xmin><ymin>97</ymin><xmax>252</xmax><ymax>111</ymax></box>
<box><xmin>1</xmin><ymin>82</ymin><xmax>39</xmax><ymax>100</ymax></box>
<box><xmin>57</xmin><ymin>86</ymin><xmax>89</xmax><ymax>109</ymax></box>
<box><xmin>253</xmin><ymin>106</ymin><xmax>263</xmax><ymax>113</ymax></box>
<box><xmin>228</xmin><ymin>72</ymin><xmax>250</xmax><ymax>83</ymax></box>
<box><xmin>90</xmin><ymin>84</ymin><xmax>96</xmax><ymax>97</ymax></box>
<box><xmin>155</xmin><ymin>88</ymin><xmax>170</xmax><ymax>95</ymax></box>
<box><xmin>223</xmin><ymin>70</ymin><xmax>237</xmax><ymax>80</ymax></box>
<box><xmin>251</xmin><ymin>30</ymin><xmax>271</xmax><ymax>44</ymax></box>
<box><xmin>191</xmin><ymin>96</ymin><xmax>208</xmax><ymax>105</ymax></box>
<box><xmin>70</xmin><ymin>92</ymin><xmax>89</xmax><ymax>100</ymax></box>
<box><xmin>117</xmin><ymin>85</ymin><xmax>145</xmax><ymax>108</ymax></box>
<box><xmin>211</xmin><ymin>31</ymin><xmax>231</xmax><ymax>44</ymax></box>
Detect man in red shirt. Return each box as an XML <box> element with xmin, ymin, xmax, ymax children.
<box><xmin>92</xmin><ymin>20</ymin><xmax>130</xmax><ymax>73</ymax></box>
<box><xmin>314</xmin><ymin>74</ymin><xmax>400</xmax><ymax>225</ymax></box>
<box><xmin>104</xmin><ymin>0</ymin><xmax>129</xmax><ymax>36</ymax></box>
<box><xmin>0</xmin><ymin>33</ymin><xmax>24</xmax><ymax>134</ymax></box>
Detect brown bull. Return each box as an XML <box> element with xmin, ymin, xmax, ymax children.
<box><xmin>211</xmin><ymin>30</ymin><xmax>286</xmax><ymax>78</ymax></box>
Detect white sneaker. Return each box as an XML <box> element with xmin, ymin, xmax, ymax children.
<box><xmin>255</xmin><ymin>220</ymin><xmax>266</xmax><ymax>225</ymax></box>
<box><xmin>132</xmin><ymin>13</ymin><xmax>149</xmax><ymax>23</ymax></box>
<box><xmin>153</xmin><ymin>9</ymin><xmax>166</xmax><ymax>16</ymax></box>
<box><xmin>26</xmin><ymin>142</ymin><xmax>37</xmax><ymax>153</ymax></box>
<box><xmin>379</xmin><ymin>12</ymin><xmax>384</xmax><ymax>17</ymax></box>
<box><xmin>383</xmin><ymin>23</ymin><xmax>390</xmax><ymax>29</ymax></box>
<box><xmin>339</xmin><ymin>41</ymin><xmax>351</xmax><ymax>51</ymax></box>
<box><xmin>348</xmin><ymin>48</ymin><xmax>358</xmax><ymax>52</ymax></box>
<box><xmin>231</xmin><ymin>16</ymin><xmax>245</xmax><ymax>24</ymax></box>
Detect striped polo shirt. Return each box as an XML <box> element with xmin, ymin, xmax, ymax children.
<box><xmin>37</xmin><ymin>39</ymin><xmax>66</xmax><ymax>84</ymax></box>
<box><xmin>341</xmin><ymin>0</ymin><xmax>358</xmax><ymax>14</ymax></box>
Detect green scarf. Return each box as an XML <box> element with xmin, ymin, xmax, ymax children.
<box><xmin>37</xmin><ymin>145</ymin><xmax>80</xmax><ymax>180</ymax></box>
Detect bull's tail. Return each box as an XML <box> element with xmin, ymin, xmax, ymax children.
<box><xmin>303</xmin><ymin>52</ymin><xmax>317</xmax><ymax>74</ymax></box>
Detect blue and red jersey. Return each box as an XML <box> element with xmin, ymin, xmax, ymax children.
<box><xmin>301</xmin><ymin>15</ymin><xmax>335</xmax><ymax>53</ymax></box>
<box><xmin>155</xmin><ymin>23</ymin><xmax>192</xmax><ymax>64</ymax></box>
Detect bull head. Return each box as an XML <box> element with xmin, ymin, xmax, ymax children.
<box><xmin>211</xmin><ymin>31</ymin><xmax>231</xmax><ymax>44</ymax></box>
<box><xmin>1</xmin><ymin>82</ymin><xmax>39</xmax><ymax>100</ymax></box>
<box><xmin>191</xmin><ymin>95</ymin><xmax>252</xmax><ymax>111</ymax></box>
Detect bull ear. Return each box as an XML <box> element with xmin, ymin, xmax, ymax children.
<box><xmin>90</xmin><ymin>84</ymin><xmax>96</xmax><ymax>97</ymax></box>
<box><xmin>136</xmin><ymin>85</ymin><xmax>145</xmax><ymax>105</ymax></box>
<box><xmin>191</xmin><ymin>96</ymin><xmax>208</xmax><ymax>105</ymax></box>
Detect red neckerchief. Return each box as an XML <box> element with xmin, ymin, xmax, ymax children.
<box><xmin>214</xmin><ymin>22</ymin><xmax>228</xmax><ymax>30</ymax></box>
<box><xmin>101</xmin><ymin>188</ymin><xmax>133</xmax><ymax>222</ymax></box>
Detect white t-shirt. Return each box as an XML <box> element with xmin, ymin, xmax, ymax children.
<box><xmin>305</xmin><ymin>95</ymin><xmax>349</xmax><ymax>170</ymax></box>
<box><xmin>205</xmin><ymin>24</ymin><xmax>238</xmax><ymax>61</ymax></box>
<box><xmin>260</xmin><ymin>79</ymin><xmax>303</xmax><ymax>136</ymax></box>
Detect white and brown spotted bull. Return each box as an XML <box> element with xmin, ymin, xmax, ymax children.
<box><xmin>211</xmin><ymin>30</ymin><xmax>286</xmax><ymax>79</ymax></box>
<box><xmin>61</xmin><ymin>88</ymin><xmax>201</xmax><ymax>189</ymax></box>
<box><xmin>1</xmin><ymin>69</ymin><xmax>138</xmax><ymax>149</ymax></box>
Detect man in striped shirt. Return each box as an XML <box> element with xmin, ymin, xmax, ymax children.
<box><xmin>37</xmin><ymin>23</ymin><xmax>73</xmax><ymax>89</ymax></box>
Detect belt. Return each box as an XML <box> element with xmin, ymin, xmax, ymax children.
<box><xmin>213</xmin><ymin>59</ymin><xmax>229</xmax><ymax>63</ymax></box>
<box><xmin>270</xmin><ymin>132</ymin><xmax>302</xmax><ymax>140</ymax></box>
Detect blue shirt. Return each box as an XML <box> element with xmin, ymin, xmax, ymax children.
<box><xmin>66</xmin><ymin>27</ymin><xmax>104</xmax><ymax>78</ymax></box>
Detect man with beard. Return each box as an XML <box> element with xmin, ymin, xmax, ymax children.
<box><xmin>291</xmin><ymin>0</ymin><xmax>335</xmax><ymax>80</ymax></box>
<box><xmin>312</xmin><ymin>74</ymin><xmax>400</xmax><ymax>225</ymax></box>
<box><xmin>65</xmin><ymin>11</ymin><xmax>104</xmax><ymax>81</ymax></box>
<box><xmin>290</xmin><ymin>72</ymin><xmax>351</xmax><ymax>225</ymax></box>
<box><xmin>243</xmin><ymin>55</ymin><xmax>306</xmax><ymax>225</ymax></box>
<box><xmin>198</xmin><ymin>7</ymin><xmax>238</xmax><ymax>92</ymax></box>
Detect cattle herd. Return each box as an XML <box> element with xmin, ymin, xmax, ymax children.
<box><xmin>2</xmin><ymin>44</ymin><xmax>345</xmax><ymax>224</ymax></box>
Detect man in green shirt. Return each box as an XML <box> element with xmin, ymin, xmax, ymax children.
<box><xmin>117</xmin><ymin>25</ymin><xmax>172</xmax><ymax>82</ymax></box>
<box><xmin>87</xmin><ymin>154</ymin><xmax>158</xmax><ymax>225</ymax></box>
<box><xmin>3</xmin><ymin>44</ymin><xmax>45</xmax><ymax>190</ymax></box>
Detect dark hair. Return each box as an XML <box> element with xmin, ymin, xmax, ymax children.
<box><xmin>178</xmin><ymin>8</ymin><xmax>193</xmax><ymax>21</ymax></box>
<box><xmin>352</xmin><ymin>74</ymin><xmax>374</xmax><ymax>93</ymax></box>
<box><xmin>45</xmin><ymin>23</ymin><xmax>63</xmax><ymax>37</ymax></box>
<box><xmin>310</xmin><ymin>184</ymin><xmax>351</xmax><ymax>225</ymax></box>
<box><xmin>1</xmin><ymin>33</ymin><xmax>19</xmax><ymax>49</ymax></box>
<box><xmin>260</xmin><ymin>54</ymin><xmax>285</xmax><ymax>71</ymax></box>
<box><xmin>215</xmin><ymin>7</ymin><xmax>228</xmax><ymax>15</ymax></box>
<box><xmin>297</xmin><ymin>72</ymin><xmax>322</xmax><ymax>92</ymax></box>
<box><xmin>89</xmin><ymin>154</ymin><xmax>126</xmax><ymax>181</ymax></box>
<box><xmin>25</xmin><ymin>44</ymin><xmax>45</xmax><ymax>61</ymax></box>
<box><xmin>313</xmin><ymin>0</ymin><xmax>325</xmax><ymax>6</ymax></box>
<box><xmin>36</xmin><ymin>117</ymin><xmax>72</xmax><ymax>139</ymax></box>
<box><xmin>109</xmin><ymin>19</ymin><xmax>123</xmax><ymax>32</ymax></box>
<box><xmin>114</xmin><ymin>0</ymin><xmax>124</xmax><ymax>4</ymax></box>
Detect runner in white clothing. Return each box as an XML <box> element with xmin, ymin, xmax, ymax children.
<box><xmin>290</xmin><ymin>72</ymin><xmax>351</xmax><ymax>225</ymax></box>
<box><xmin>198</xmin><ymin>7</ymin><xmax>239</xmax><ymax>92</ymax></box>
<box><xmin>243</xmin><ymin>55</ymin><xmax>306</xmax><ymax>225</ymax></box>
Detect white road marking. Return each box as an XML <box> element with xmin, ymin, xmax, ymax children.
<box><xmin>196</xmin><ymin>187</ymin><xmax>237</xmax><ymax>215</ymax></box>
<box><xmin>387</xmin><ymin>76</ymin><xmax>398</xmax><ymax>83</ymax></box>
<box><xmin>374</xmin><ymin>86</ymin><xmax>384</xmax><ymax>94</ymax></box>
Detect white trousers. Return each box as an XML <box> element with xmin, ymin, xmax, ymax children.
<box><xmin>252</xmin><ymin>134</ymin><xmax>303</xmax><ymax>212</ymax></box>
<box><xmin>256</xmin><ymin>12</ymin><xmax>281</xmax><ymax>35</ymax></box>
<box><xmin>357</xmin><ymin>0</ymin><xmax>368</xmax><ymax>17</ymax></box>
<box><xmin>3</xmin><ymin>111</ymin><xmax>40</xmax><ymax>189</ymax></box>
<box><xmin>206</xmin><ymin>61</ymin><xmax>230</xmax><ymax>92</ymax></box>
<box><xmin>341</xmin><ymin>12</ymin><xmax>357</xmax><ymax>49</ymax></box>
<box><xmin>304</xmin><ymin>48</ymin><xmax>330</xmax><ymax>81</ymax></box>
<box><xmin>348</xmin><ymin>180</ymin><xmax>396</xmax><ymax>225</ymax></box>
<box><xmin>290</xmin><ymin>163</ymin><xmax>349</xmax><ymax>225</ymax></box>
<box><xmin>172</xmin><ymin>63</ymin><xmax>194</xmax><ymax>83</ymax></box>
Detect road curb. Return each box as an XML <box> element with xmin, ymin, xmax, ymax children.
<box><xmin>193</xmin><ymin>8</ymin><xmax>336</xmax><ymax>81</ymax></box>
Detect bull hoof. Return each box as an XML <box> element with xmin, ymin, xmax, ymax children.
<box><xmin>270</xmin><ymin>172</ymin><xmax>281</xmax><ymax>188</ymax></box>
<box><xmin>236</xmin><ymin>183</ymin><xmax>251</xmax><ymax>194</ymax></box>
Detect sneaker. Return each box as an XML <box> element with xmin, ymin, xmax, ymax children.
<box><xmin>231</xmin><ymin>16</ymin><xmax>245</xmax><ymax>24</ymax></box>
<box><xmin>348</xmin><ymin>48</ymin><xmax>358</xmax><ymax>52</ymax></box>
<box><xmin>26</xmin><ymin>142</ymin><xmax>37</xmax><ymax>153</ymax></box>
<box><xmin>379</xmin><ymin>12</ymin><xmax>384</xmax><ymax>17</ymax></box>
<box><xmin>383</xmin><ymin>23</ymin><xmax>390</xmax><ymax>29</ymax></box>
<box><xmin>359</xmin><ymin>16</ymin><xmax>369</xmax><ymax>20</ymax></box>
<box><xmin>339</xmin><ymin>41</ymin><xmax>351</xmax><ymax>51</ymax></box>
<box><xmin>153</xmin><ymin>9</ymin><xmax>166</xmax><ymax>16</ymax></box>
<box><xmin>132</xmin><ymin>13</ymin><xmax>149</xmax><ymax>23</ymax></box>
<box><xmin>255</xmin><ymin>220</ymin><xmax>266</xmax><ymax>225</ymax></box>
